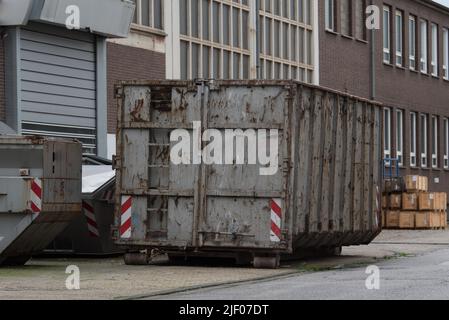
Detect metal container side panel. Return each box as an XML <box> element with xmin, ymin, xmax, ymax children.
<box><xmin>292</xmin><ymin>85</ymin><xmax>382</xmax><ymax>248</ymax></box>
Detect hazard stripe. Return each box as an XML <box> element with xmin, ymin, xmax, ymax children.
<box><xmin>271</xmin><ymin>221</ymin><xmax>282</xmax><ymax>237</ymax></box>
<box><xmin>31</xmin><ymin>181</ymin><xmax>42</xmax><ymax>198</ymax></box>
<box><xmin>120</xmin><ymin>217</ymin><xmax>132</xmax><ymax>237</ymax></box>
<box><xmin>121</xmin><ymin>197</ymin><xmax>132</xmax><ymax>215</ymax></box>
<box><xmin>271</xmin><ymin>199</ymin><xmax>282</xmax><ymax>218</ymax></box>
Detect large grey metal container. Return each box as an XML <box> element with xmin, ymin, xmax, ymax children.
<box><xmin>0</xmin><ymin>136</ymin><xmax>82</xmax><ymax>265</ymax></box>
<box><xmin>113</xmin><ymin>80</ymin><xmax>383</xmax><ymax>268</ymax></box>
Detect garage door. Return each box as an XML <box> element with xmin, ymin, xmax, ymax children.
<box><xmin>20</xmin><ymin>23</ymin><xmax>97</xmax><ymax>154</ymax></box>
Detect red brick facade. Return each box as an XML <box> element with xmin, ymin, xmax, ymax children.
<box><xmin>0</xmin><ymin>37</ymin><xmax>5</xmax><ymax>122</ymax></box>
<box><xmin>107</xmin><ymin>42</ymin><xmax>165</xmax><ymax>133</ymax></box>
<box><xmin>319</xmin><ymin>0</ymin><xmax>449</xmax><ymax>192</ymax></box>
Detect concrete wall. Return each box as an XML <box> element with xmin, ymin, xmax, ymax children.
<box><xmin>106</xmin><ymin>42</ymin><xmax>165</xmax><ymax>134</ymax></box>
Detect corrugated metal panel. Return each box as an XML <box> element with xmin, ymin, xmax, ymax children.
<box><xmin>114</xmin><ymin>80</ymin><xmax>383</xmax><ymax>262</ymax></box>
<box><xmin>19</xmin><ymin>23</ymin><xmax>97</xmax><ymax>154</ymax></box>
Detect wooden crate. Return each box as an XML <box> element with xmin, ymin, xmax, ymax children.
<box><xmin>441</xmin><ymin>211</ymin><xmax>448</xmax><ymax>229</ymax></box>
<box><xmin>399</xmin><ymin>212</ymin><xmax>415</xmax><ymax>229</ymax></box>
<box><xmin>434</xmin><ymin>193</ymin><xmax>448</xmax><ymax>211</ymax></box>
<box><xmin>415</xmin><ymin>212</ymin><xmax>431</xmax><ymax>229</ymax></box>
<box><xmin>389</xmin><ymin>194</ymin><xmax>402</xmax><ymax>209</ymax></box>
<box><xmin>402</xmin><ymin>193</ymin><xmax>418</xmax><ymax>210</ymax></box>
<box><xmin>384</xmin><ymin>179</ymin><xmax>403</xmax><ymax>193</ymax></box>
<box><xmin>404</xmin><ymin>175</ymin><xmax>428</xmax><ymax>192</ymax></box>
<box><xmin>418</xmin><ymin>192</ymin><xmax>436</xmax><ymax>211</ymax></box>
<box><xmin>386</xmin><ymin>211</ymin><xmax>400</xmax><ymax>228</ymax></box>
<box><xmin>430</xmin><ymin>212</ymin><xmax>441</xmax><ymax>228</ymax></box>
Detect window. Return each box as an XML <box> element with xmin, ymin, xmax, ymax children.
<box><xmin>431</xmin><ymin>23</ymin><xmax>438</xmax><ymax>76</ymax></box>
<box><xmin>396</xmin><ymin>110</ymin><xmax>404</xmax><ymax>166</ymax></box>
<box><xmin>420</xmin><ymin>19</ymin><xmax>428</xmax><ymax>73</ymax></box>
<box><xmin>421</xmin><ymin>114</ymin><xmax>428</xmax><ymax>168</ymax></box>
<box><xmin>180</xmin><ymin>0</ymin><xmax>250</xmax><ymax>80</ymax></box>
<box><xmin>409</xmin><ymin>16</ymin><xmax>416</xmax><ymax>70</ymax></box>
<box><xmin>341</xmin><ymin>0</ymin><xmax>352</xmax><ymax>36</ymax></box>
<box><xmin>132</xmin><ymin>0</ymin><xmax>164</xmax><ymax>30</ymax></box>
<box><xmin>355</xmin><ymin>0</ymin><xmax>366</xmax><ymax>40</ymax></box>
<box><xmin>432</xmin><ymin>116</ymin><xmax>438</xmax><ymax>168</ymax></box>
<box><xmin>410</xmin><ymin>112</ymin><xmax>417</xmax><ymax>167</ymax></box>
<box><xmin>383</xmin><ymin>6</ymin><xmax>391</xmax><ymax>63</ymax></box>
<box><xmin>384</xmin><ymin>108</ymin><xmax>392</xmax><ymax>160</ymax></box>
<box><xmin>443</xmin><ymin>28</ymin><xmax>448</xmax><ymax>80</ymax></box>
<box><xmin>395</xmin><ymin>11</ymin><xmax>403</xmax><ymax>66</ymax></box>
<box><xmin>444</xmin><ymin>118</ymin><xmax>449</xmax><ymax>169</ymax></box>
<box><xmin>325</xmin><ymin>0</ymin><xmax>335</xmax><ymax>31</ymax></box>
<box><xmin>259</xmin><ymin>0</ymin><xmax>314</xmax><ymax>82</ymax></box>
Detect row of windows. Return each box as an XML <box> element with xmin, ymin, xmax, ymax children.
<box><xmin>384</xmin><ymin>108</ymin><xmax>449</xmax><ymax>170</ymax></box>
<box><xmin>383</xmin><ymin>5</ymin><xmax>449</xmax><ymax>79</ymax></box>
<box><xmin>179</xmin><ymin>0</ymin><xmax>315</xmax><ymax>81</ymax></box>
<box><xmin>324</xmin><ymin>0</ymin><xmax>367</xmax><ymax>41</ymax></box>
<box><xmin>258</xmin><ymin>0</ymin><xmax>314</xmax><ymax>81</ymax></box>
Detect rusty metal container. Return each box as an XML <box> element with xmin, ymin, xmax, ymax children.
<box><xmin>113</xmin><ymin>80</ymin><xmax>383</xmax><ymax>268</ymax></box>
<box><xmin>0</xmin><ymin>136</ymin><xmax>82</xmax><ymax>265</ymax></box>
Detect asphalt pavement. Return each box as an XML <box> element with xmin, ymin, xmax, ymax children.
<box><xmin>154</xmin><ymin>247</ymin><xmax>449</xmax><ymax>300</ymax></box>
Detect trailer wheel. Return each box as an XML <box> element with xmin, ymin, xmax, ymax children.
<box><xmin>123</xmin><ymin>252</ymin><xmax>149</xmax><ymax>265</ymax></box>
<box><xmin>253</xmin><ymin>255</ymin><xmax>280</xmax><ymax>269</ymax></box>
<box><xmin>1</xmin><ymin>256</ymin><xmax>31</xmax><ymax>266</ymax></box>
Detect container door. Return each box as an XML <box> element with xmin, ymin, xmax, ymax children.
<box><xmin>196</xmin><ymin>84</ymin><xmax>292</xmax><ymax>250</ymax></box>
<box><xmin>118</xmin><ymin>84</ymin><xmax>202</xmax><ymax>247</ymax></box>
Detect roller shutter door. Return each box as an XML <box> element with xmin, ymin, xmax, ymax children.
<box><xmin>20</xmin><ymin>23</ymin><xmax>97</xmax><ymax>154</ymax></box>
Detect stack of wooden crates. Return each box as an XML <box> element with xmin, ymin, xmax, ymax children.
<box><xmin>383</xmin><ymin>175</ymin><xmax>448</xmax><ymax>229</ymax></box>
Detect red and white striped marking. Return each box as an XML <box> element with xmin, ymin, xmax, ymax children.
<box><xmin>29</xmin><ymin>178</ymin><xmax>42</xmax><ymax>214</ymax></box>
<box><xmin>82</xmin><ymin>200</ymin><xmax>100</xmax><ymax>238</ymax></box>
<box><xmin>270</xmin><ymin>199</ymin><xmax>282</xmax><ymax>242</ymax></box>
<box><xmin>120</xmin><ymin>196</ymin><xmax>132</xmax><ymax>239</ymax></box>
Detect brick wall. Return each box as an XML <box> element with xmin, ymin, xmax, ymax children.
<box><xmin>0</xmin><ymin>37</ymin><xmax>5</xmax><ymax>122</ymax></box>
<box><xmin>107</xmin><ymin>42</ymin><xmax>165</xmax><ymax>133</ymax></box>
<box><xmin>318</xmin><ymin>0</ymin><xmax>449</xmax><ymax>193</ymax></box>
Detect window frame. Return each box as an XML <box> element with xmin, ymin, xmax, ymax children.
<box><xmin>384</xmin><ymin>107</ymin><xmax>392</xmax><ymax>161</ymax></box>
<box><xmin>420</xmin><ymin>19</ymin><xmax>428</xmax><ymax>74</ymax></box>
<box><xmin>132</xmin><ymin>0</ymin><xmax>164</xmax><ymax>31</ymax></box>
<box><xmin>444</xmin><ymin>118</ymin><xmax>449</xmax><ymax>169</ymax></box>
<box><xmin>421</xmin><ymin>113</ymin><xmax>428</xmax><ymax>168</ymax></box>
<box><xmin>383</xmin><ymin>6</ymin><xmax>391</xmax><ymax>64</ymax></box>
<box><xmin>396</xmin><ymin>109</ymin><xmax>404</xmax><ymax>167</ymax></box>
<box><xmin>395</xmin><ymin>10</ymin><xmax>403</xmax><ymax>67</ymax></box>
<box><xmin>432</xmin><ymin>115</ymin><xmax>438</xmax><ymax>168</ymax></box>
<box><xmin>409</xmin><ymin>15</ymin><xmax>417</xmax><ymax>70</ymax></box>
<box><xmin>410</xmin><ymin>112</ymin><xmax>417</xmax><ymax>167</ymax></box>
<box><xmin>325</xmin><ymin>0</ymin><xmax>336</xmax><ymax>32</ymax></box>
<box><xmin>431</xmin><ymin>23</ymin><xmax>439</xmax><ymax>77</ymax></box>
<box><xmin>443</xmin><ymin>28</ymin><xmax>449</xmax><ymax>80</ymax></box>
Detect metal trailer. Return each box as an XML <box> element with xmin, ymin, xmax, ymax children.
<box><xmin>0</xmin><ymin>136</ymin><xmax>82</xmax><ymax>266</ymax></box>
<box><xmin>113</xmin><ymin>80</ymin><xmax>383</xmax><ymax>268</ymax></box>
<box><xmin>45</xmin><ymin>163</ymin><xmax>121</xmax><ymax>256</ymax></box>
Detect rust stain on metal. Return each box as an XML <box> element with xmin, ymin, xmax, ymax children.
<box><xmin>130</xmin><ymin>99</ymin><xmax>145</xmax><ymax>122</ymax></box>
